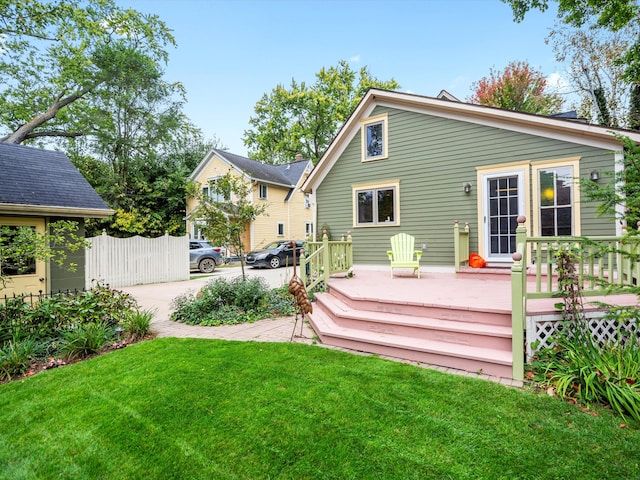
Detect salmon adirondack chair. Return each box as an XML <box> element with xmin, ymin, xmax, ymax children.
<box><xmin>387</xmin><ymin>233</ymin><xmax>422</xmax><ymax>278</ymax></box>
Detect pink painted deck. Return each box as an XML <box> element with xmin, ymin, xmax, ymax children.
<box><xmin>306</xmin><ymin>267</ymin><xmax>637</xmax><ymax>380</ymax></box>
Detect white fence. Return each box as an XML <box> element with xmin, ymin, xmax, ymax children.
<box><xmin>85</xmin><ymin>232</ymin><xmax>189</xmax><ymax>288</ymax></box>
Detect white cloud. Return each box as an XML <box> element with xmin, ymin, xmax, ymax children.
<box><xmin>349</xmin><ymin>55</ymin><xmax>360</xmax><ymax>63</ymax></box>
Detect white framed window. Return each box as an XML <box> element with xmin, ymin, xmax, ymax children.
<box><xmin>361</xmin><ymin>113</ymin><xmax>388</xmax><ymax>162</ymax></box>
<box><xmin>352</xmin><ymin>180</ymin><xmax>399</xmax><ymax>227</ymax></box>
<box><xmin>305</xmin><ymin>222</ymin><xmax>313</xmax><ymax>236</ymax></box>
<box><xmin>304</xmin><ymin>193</ymin><xmax>311</xmax><ymax>208</ymax></box>
<box><xmin>191</xmin><ymin>221</ymin><xmax>206</xmax><ymax>240</ymax></box>
<box><xmin>532</xmin><ymin>158</ymin><xmax>581</xmax><ymax>237</ymax></box>
<box><xmin>259</xmin><ymin>183</ymin><xmax>268</xmax><ymax>199</ymax></box>
<box><xmin>277</xmin><ymin>222</ymin><xmax>285</xmax><ymax>236</ymax></box>
<box><xmin>207</xmin><ymin>177</ymin><xmax>228</xmax><ymax>202</ymax></box>
<box><xmin>202</xmin><ymin>186</ymin><xmax>209</xmax><ymax>198</ymax></box>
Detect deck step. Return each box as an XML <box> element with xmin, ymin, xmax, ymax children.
<box><xmin>328</xmin><ymin>283</ymin><xmax>512</xmax><ymax>327</ymax></box>
<box><xmin>308</xmin><ymin>306</ymin><xmax>513</xmax><ymax>378</ymax></box>
<box><xmin>315</xmin><ymin>293</ymin><xmax>512</xmax><ymax>351</ymax></box>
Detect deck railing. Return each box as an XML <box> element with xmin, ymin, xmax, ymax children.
<box><xmin>511</xmin><ymin>215</ymin><xmax>640</xmax><ymax>381</ymax></box>
<box><xmin>300</xmin><ymin>232</ymin><xmax>353</xmax><ymax>292</ymax></box>
<box><xmin>453</xmin><ymin>220</ymin><xmax>470</xmax><ymax>272</ymax></box>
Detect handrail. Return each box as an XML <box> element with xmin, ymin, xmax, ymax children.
<box><xmin>300</xmin><ymin>232</ymin><xmax>353</xmax><ymax>291</ymax></box>
<box><xmin>453</xmin><ymin>220</ymin><xmax>470</xmax><ymax>272</ymax></box>
<box><xmin>510</xmin><ymin>215</ymin><xmax>640</xmax><ymax>381</ymax></box>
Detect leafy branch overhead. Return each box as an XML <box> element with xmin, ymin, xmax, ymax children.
<box><xmin>0</xmin><ymin>0</ymin><xmax>176</xmax><ymax>144</ymax></box>
<box><xmin>243</xmin><ymin>60</ymin><xmax>400</xmax><ymax>165</ymax></box>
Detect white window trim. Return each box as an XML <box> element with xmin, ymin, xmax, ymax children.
<box><xmin>277</xmin><ymin>222</ymin><xmax>285</xmax><ymax>236</ymax></box>
<box><xmin>259</xmin><ymin>183</ymin><xmax>268</xmax><ymax>200</ymax></box>
<box><xmin>352</xmin><ymin>179</ymin><xmax>400</xmax><ymax>227</ymax></box>
<box><xmin>531</xmin><ymin>157</ymin><xmax>581</xmax><ymax>237</ymax></box>
<box><xmin>361</xmin><ymin>113</ymin><xmax>389</xmax><ymax>162</ymax></box>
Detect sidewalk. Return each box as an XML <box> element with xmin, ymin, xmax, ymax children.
<box><xmin>120</xmin><ymin>266</ymin><xmax>315</xmax><ymax>343</ymax></box>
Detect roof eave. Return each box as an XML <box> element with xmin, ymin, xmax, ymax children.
<box><xmin>0</xmin><ymin>204</ymin><xmax>114</xmax><ymax>218</ymax></box>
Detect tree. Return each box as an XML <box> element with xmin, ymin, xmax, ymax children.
<box><xmin>188</xmin><ymin>172</ymin><xmax>267</xmax><ymax>279</ymax></box>
<box><xmin>468</xmin><ymin>61</ymin><xmax>564</xmax><ymax>114</ymax></box>
<box><xmin>243</xmin><ymin>60</ymin><xmax>400</xmax><ymax>165</ymax></box>
<box><xmin>581</xmin><ymin>135</ymin><xmax>640</xmax><ymax>231</ymax></box>
<box><xmin>0</xmin><ymin>221</ymin><xmax>89</xmax><ymax>289</ymax></box>
<box><xmin>504</xmin><ymin>0</ymin><xmax>640</xmax><ymax>82</ymax></box>
<box><xmin>546</xmin><ymin>23</ymin><xmax>637</xmax><ymax>127</ymax></box>
<box><xmin>0</xmin><ymin>0</ymin><xmax>175</xmax><ymax>144</ymax></box>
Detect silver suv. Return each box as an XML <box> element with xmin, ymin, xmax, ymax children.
<box><xmin>189</xmin><ymin>241</ymin><xmax>223</xmax><ymax>273</ymax></box>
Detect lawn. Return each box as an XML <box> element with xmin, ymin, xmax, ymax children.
<box><xmin>1</xmin><ymin>338</ymin><xmax>638</xmax><ymax>479</ymax></box>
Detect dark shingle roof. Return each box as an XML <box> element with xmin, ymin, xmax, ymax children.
<box><xmin>212</xmin><ymin>149</ymin><xmax>310</xmax><ymax>187</ymax></box>
<box><xmin>0</xmin><ymin>142</ymin><xmax>111</xmax><ymax>215</ymax></box>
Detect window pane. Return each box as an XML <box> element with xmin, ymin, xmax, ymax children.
<box><xmin>0</xmin><ymin>226</ymin><xmax>36</xmax><ymax>276</ymax></box>
<box><xmin>556</xmin><ymin>173</ymin><xmax>572</xmax><ymax>205</ymax></box>
<box><xmin>499</xmin><ymin>198</ymin><xmax>507</xmax><ymax>215</ymax></box>
<box><xmin>540</xmin><ymin>209</ymin><xmax>555</xmax><ymax>236</ymax></box>
<box><xmin>557</xmin><ymin>207</ymin><xmax>572</xmax><ymax>235</ymax></box>
<box><xmin>357</xmin><ymin>191</ymin><xmax>373</xmax><ymax>223</ymax></box>
<box><xmin>539</xmin><ymin>170</ymin><xmax>555</xmax><ymax>207</ymax></box>
<box><xmin>489</xmin><ymin>179</ymin><xmax>497</xmax><ymax>197</ymax></box>
<box><xmin>377</xmin><ymin>189</ymin><xmax>395</xmax><ymax>223</ymax></box>
<box><xmin>366</xmin><ymin>122</ymin><xmax>383</xmax><ymax>158</ymax></box>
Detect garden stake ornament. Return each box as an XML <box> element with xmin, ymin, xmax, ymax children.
<box><xmin>288</xmin><ymin>240</ymin><xmax>312</xmax><ymax>340</ymax></box>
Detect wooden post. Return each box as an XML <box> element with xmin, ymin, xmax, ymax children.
<box><xmin>322</xmin><ymin>232</ymin><xmax>330</xmax><ymax>286</ymax></box>
<box><xmin>454</xmin><ymin>220</ymin><xmax>460</xmax><ymax>272</ymax></box>
<box><xmin>510</xmin><ymin>216</ymin><xmax>527</xmax><ymax>382</ymax></box>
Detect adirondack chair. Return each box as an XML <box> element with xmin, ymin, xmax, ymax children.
<box><xmin>387</xmin><ymin>233</ymin><xmax>422</xmax><ymax>278</ymax></box>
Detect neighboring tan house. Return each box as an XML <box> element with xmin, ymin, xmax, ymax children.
<box><xmin>0</xmin><ymin>143</ymin><xmax>113</xmax><ymax>297</ymax></box>
<box><xmin>301</xmin><ymin>88</ymin><xmax>640</xmax><ymax>268</ymax></box>
<box><xmin>187</xmin><ymin>149</ymin><xmax>314</xmax><ymax>252</ymax></box>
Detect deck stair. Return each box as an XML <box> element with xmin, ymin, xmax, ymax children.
<box><xmin>307</xmin><ymin>281</ymin><xmax>514</xmax><ymax>378</ymax></box>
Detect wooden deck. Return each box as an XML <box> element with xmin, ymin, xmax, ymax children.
<box><xmin>306</xmin><ymin>267</ymin><xmax>637</xmax><ymax>381</ymax></box>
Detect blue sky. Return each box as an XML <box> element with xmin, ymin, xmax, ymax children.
<box><xmin>119</xmin><ymin>0</ymin><xmax>562</xmax><ymax>156</ymax></box>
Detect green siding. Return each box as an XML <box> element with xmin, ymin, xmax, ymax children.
<box><xmin>317</xmin><ymin>106</ymin><xmax>617</xmax><ymax>266</ymax></box>
<box><xmin>49</xmin><ymin>217</ymin><xmax>86</xmax><ymax>292</ymax></box>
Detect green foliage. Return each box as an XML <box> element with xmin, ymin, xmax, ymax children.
<box><xmin>244</xmin><ymin>60</ymin><xmax>400</xmax><ymax>164</ymax></box>
<box><xmin>629</xmin><ymin>84</ymin><xmax>640</xmax><ymax>130</ymax></box>
<box><xmin>530</xmin><ymin>246</ymin><xmax>640</xmax><ymax>421</ymax></box>
<box><xmin>0</xmin><ymin>0</ymin><xmax>176</xmax><ymax>144</ymax></box>
<box><xmin>531</xmin><ymin>321</ymin><xmax>640</xmax><ymax>422</ymax></box>
<box><xmin>170</xmin><ymin>277</ymin><xmax>295</xmax><ymax>326</ymax></box>
<box><xmin>504</xmin><ymin>0</ymin><xmax>640</xmax><ymax>83</ymax></box>
<box><xmin>121</xmin><ymin>309</ymin><xmax>154</xmax><ymax>342</ymax></box>
<box><xmin>468</xmin><ymin>60</ymin><xmax>564</xmax><ymax>114</ymax></box>
<box><xmin>189</xmin><ymin>171</ymin><xmax>267</xmax><ymax>277</ymax></box>
<box><xmin>0</xmin><ymin>284</ymin><xmax>140</xmax><ymax>378</ymax></box>
<box><xmin>59</xmin><ymin>321</ymin><xmax>115</xmax><ymax>361</ymax></box>
<box><xmin>582</xmin><ymin>135</ymin><xmax>640</xmax><ymax>230</ymax></box>
<box><xmin>0</xmin><ymin>337</ymin><xmax>42</xmax><ymax>380</ymax></box>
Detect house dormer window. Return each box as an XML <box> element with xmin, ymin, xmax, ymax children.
<box><xmin>361</xmin><ymin>113</ymin><xmax>388</xmax><ymax>162</ymax></box>
<box><xmin>259</xmin><ymin>183</ymin><xmax>268</xmax><ymax>199</ymax></box>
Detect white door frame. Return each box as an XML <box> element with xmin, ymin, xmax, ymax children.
<box><xmin>477</xmin><ymin>163</ymin><xmax>529</xmax><ymax>263</ymax></box>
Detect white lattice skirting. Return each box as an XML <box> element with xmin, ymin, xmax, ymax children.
<box><xmin>526</xmin><ymin>312</ymin><xmax>639</xmax><ymax>360</ymax></box>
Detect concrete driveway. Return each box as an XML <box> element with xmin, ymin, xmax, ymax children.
<box><xmin>120</xmin><ymin>264</ymin><xmax>314</xmax><ymax>343</ymax></box>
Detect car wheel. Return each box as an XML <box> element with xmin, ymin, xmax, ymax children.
<box><xmin>268</xmin><ymin>256</ymin><xmax>281</xmax><ymax>269</ymax></box>
<box><xmin>198</xmin><ymin>258</ymin><xmax>216</xmax><ymax>273</ymax></box>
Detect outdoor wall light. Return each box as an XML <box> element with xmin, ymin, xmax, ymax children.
<box><xmin>463</xmin><ymin>182</ymin><xmax>472</xmax><ymax>194</ymax></box>
<box><xmin>590</xmin><ymin>170</ymin><xmax>600</xmax><ymax>181</ymax></box>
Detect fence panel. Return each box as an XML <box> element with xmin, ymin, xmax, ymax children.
<box><xmin>85</xmin><ymin>232</ymin><xmax>189</xmax><ymax>288</ymax></box>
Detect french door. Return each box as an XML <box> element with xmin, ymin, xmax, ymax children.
<box><xmin>482</xmin><ymin>171</ymin><xmax>525</xmax><ymax>263</ymax></box>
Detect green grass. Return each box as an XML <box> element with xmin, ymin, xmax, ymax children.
<box><xmin>1</xmin><ymin>338</ymin><xmax>638</xmax><ymax>479</ymax></box>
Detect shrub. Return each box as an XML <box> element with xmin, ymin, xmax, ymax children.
<box><xmin>0</xmin><ymin>337</ymin><xmax>42</xmax><ymax>380</ymax></box>
<box><xmin>171</xmin><ymin>276</ymin><xmax>295</xmax><ymax>326</ymax></box>
<box><xmin>531</xmin><ymin>322</ymin><xmax>640</xmax><ymax>422</ymax></box>
<box><xmin>58</xmin><ymin>321</ymin><xmax>116</xmax><ymax>361</ymax></box>
<box><xmin>121</xmin><ymin>309</ymin><xmax>154</xmax><ymax>341</ymax></box>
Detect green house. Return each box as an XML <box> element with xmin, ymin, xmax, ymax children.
<box><xmin>302</xmin><ymin>89</ymin><xmax>640</xmax><ymax>269</ymax></box>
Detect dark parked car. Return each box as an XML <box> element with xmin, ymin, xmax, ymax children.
<box><xmin>245</xmin><ymin>240</ymin><xmax>304</xmax><ymax>269</ymax></box>
<box><xmin>189</xmin><ymin>240</ymin><xmax>223</xmax><ymax>273</ymax></box>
